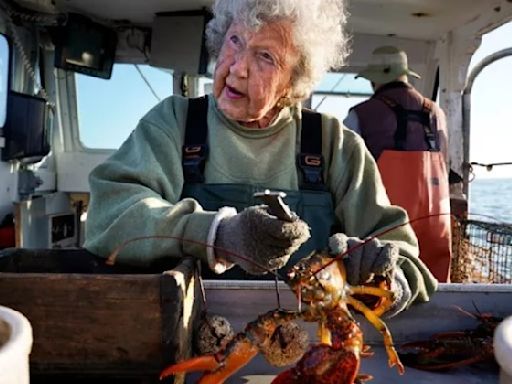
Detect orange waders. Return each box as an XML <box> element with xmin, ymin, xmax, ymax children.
<box><xmin>378</xmin><ymin>150</ymin><xmax>451</xmax><ymax>282</ymax></box>
<box><xmin>376</xmin><ymin>96</ymin><xmax>451</xmax><ymax>282</ymax></box>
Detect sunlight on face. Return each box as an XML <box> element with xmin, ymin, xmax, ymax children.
<box><xmin>213</xmin><ymin>20</ymin><xmax>299</xmax><ymax>128</ymax></box>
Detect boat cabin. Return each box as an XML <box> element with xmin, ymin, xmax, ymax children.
<box><xmin>0</xmin><ymin>0</ymin><xmax>510</xmax><ymax>250</ymax></box>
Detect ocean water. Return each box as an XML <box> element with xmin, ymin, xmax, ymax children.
<box><xmin>468</xmin><ymin>177</ymin><xmax>512</xmax><ymax>223</ymax></box>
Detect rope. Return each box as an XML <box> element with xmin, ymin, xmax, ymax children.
<box><xmin>312</xmin><ymin>73</ymin><xmax>347</xmax><ymax>111</ymax></box>
<box><xmin>0</xmin><ymin>1</ymin><xmax>65</xmax><ymax>109</ymax></box>
<box><xmin>134</xmin><ymin>64</ymin><xmax>161</xmax><ymax>102</ymax></box>
<box><xmin>470</xmin><ymin>161</ymin><xmax>512</xmax><ymax>171</ymax></box>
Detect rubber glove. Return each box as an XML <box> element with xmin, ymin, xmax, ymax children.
<box><xmin>214</xmin><ymin>205</ymin><xmax>310</xmax><ymax>275</ymax></box>
<box><xmin>328</xmin><ymin>233</ymin><xmax>412</xmax><ymax>318</ymax></box>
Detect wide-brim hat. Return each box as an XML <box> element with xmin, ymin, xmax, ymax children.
<box><xmin>356</xmin><ymin>46</ymin><xmax>421</xmax><ymax>84</ymax></box>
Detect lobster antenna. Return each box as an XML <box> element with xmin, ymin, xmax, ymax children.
<box><xmin>274</xmin><ymin>274</ymin><xmax>282</xmax><ymax>309</ymax></box>
<box><xmin>452</xmin><ymin>305</ymin><xmax>478</xmax><ymax>320</ymax></box>
<box><xmin>307</xmin><ymin>212</ymin><xmax>455</xmax><ymax>280</ymax></box>
<box><xmin>106</xmin><ymin>234</ymin><xmax>286</xmax><ymax>280</ymax></box>
<box><xmin>471</xmin><ymin>301</ymin><xmax>482</xmax><ymax>316</ymax></box>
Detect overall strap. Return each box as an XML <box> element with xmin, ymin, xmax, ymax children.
<box><xmin>298</xmin><ymin>109</ymin><xmax>326</xmax><ymax>190</ymax></box>
<box><xmin>183</xmin><ymin>98</ymin><xmax>326</xmax><ymax>189</ymax></box>
<box><xmin>183</xmin><ymin>96</ymin><xmax>209</xmax><ymax>183</ymax></box>
<box><xmin>420</xmin><ymin>98</ymin><xmax>438</xmax><ymax>151</ymax></box>
<box><xmin>375</xmin><ymin>95</ymin><xmax>437</xmax><ymax>151</ymax></box>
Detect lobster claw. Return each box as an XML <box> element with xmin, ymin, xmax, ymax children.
<box><xmin>161</xmin><ymin>310</ymin><xmax>306</xmax><ymax>384</ymax></box>
<box><xmin>160</xmin><ymin>338</ymin><xmax>259</xmax><ymax>384</ymax></box>
<box><xmin>160</xmin><ymin>355</ymin><xmax>219</xmax><ymax>379</ymax></box>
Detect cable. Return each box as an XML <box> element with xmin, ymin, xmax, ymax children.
<box><xmin>470</xmin><ymin>161</ymin><xmax>512</xmax><ymax>172</ymax></box>
<box><xmin>0</xmin><ymin>1</ymin><xmax>57</xmax><ymax>108</ymax></box>
<box><xmin>134</xmin><ymin>64</ymin><xmax>161</xmax><ymax>102</ymax></box>
<box><xmin>1</xmin><ymin>3</ymin><xmax>64</xmax><ymax>26</ymax></box>
<box><xmin>312</xmin><ymin>73</ymin><xmax>346</xmax><ymax>111</ymax></box>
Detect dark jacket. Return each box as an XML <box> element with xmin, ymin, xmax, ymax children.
<box><xmin>350</xmin><ymin>81</ymin><xmax>447</xmax><ymax>161</ymax></box>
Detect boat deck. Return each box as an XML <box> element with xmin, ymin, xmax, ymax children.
<box><xmin>185</xmin><ymin>348</ymin><xmax>497</xmax><ymax>384</ymax></box>
<box><xmin>185</xmin><ymin>350</ymin><xmax>497</xmax><ymax>383</ymax></box>
<box><xmin>192</xmin><ymin>282</ymin><xmax>511</xmax><ymax>384</ymax></box>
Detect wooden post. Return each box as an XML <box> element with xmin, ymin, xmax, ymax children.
<box><xmin>160</xmin><ymin>257</ymin><xmax>203</xmax><ymax>384</ymax></box>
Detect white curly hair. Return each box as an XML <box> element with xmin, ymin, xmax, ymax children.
<box><xmin>205</xmin><ymin>0</ymin><xmax>350</xmax><ymax>103</ymax></box>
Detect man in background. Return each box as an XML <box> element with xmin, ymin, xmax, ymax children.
<box><xmin>344</xmin><ymin>46</ymin><xmax>451</xmax><ymax>282</ymax></box>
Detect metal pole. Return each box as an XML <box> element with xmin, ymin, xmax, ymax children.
<box><xmin>461</xmin><ymin>47</ymin><xmax>512</xmax><ymax>196</ymax></box>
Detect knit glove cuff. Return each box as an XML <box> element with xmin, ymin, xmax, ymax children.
<box><xmin>206</xmin><ymin>206</ymin><xmax>237</xmax><ymax>274</ymax></box>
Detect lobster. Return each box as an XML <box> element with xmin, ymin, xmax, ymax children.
<box><xmin>398</xmin><ymin>306</ymin><xmax>502</xmax><ymax>371</ymax></box>
<box><xmin>159</xmin><ymin>250</ymin><xmax>405</xmax><ymax>383</ymax></box>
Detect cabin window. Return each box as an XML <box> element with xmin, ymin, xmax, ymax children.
<box><xmin>311</xmin><ymin>72</ymin><xmax>372</xmax><ymax>123</ymax></box>
<box><xmin>75</xmin><ymin>64</ymin><xmax>173</xmax><ymax>149</ymax></box>
<box><xmin>198</xmin><ymin>76</ymin><xmax>213</xmax><ymax>96</ymax></box>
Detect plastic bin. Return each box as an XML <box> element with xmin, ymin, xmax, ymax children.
<box><xmin>0</xmin><ymin>306</ymin><xmax>33</xmax><ymax>384</ymax></box>
<box><xmin>494</xmin><ymin>316</ymin><xmax>512</xmax><ymax>384</ymax></box>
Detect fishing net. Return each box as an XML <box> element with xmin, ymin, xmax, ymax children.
<box><xmin>450</xmin><ymin>218</ymin><xmax>512</xmax><ymax>283</ymax></box>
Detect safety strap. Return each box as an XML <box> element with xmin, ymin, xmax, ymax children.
<box><xmin>375</xmin><ymin>95</ymin><xmax>438</xmax><ymax>151</ymax></box>
<box><xmin>421</xmin><ymin>98</ymin><xmax>438</xmax><ymax>150</ymax></box>
<box><xmin>182</xmin><ymin>97</ymin><xmax>325</xmax><ymax>190</ymax></box>
<box><xmin>183</xmin><ymin>96</ymin><xmax>209</xmax><ymax>183</ymax></box>
<box><xmin>298</xmin><ymin>109</ymin><xmax>325</xmax><ymax>190</ymax></box>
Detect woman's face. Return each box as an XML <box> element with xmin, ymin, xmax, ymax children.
<box><xmin>213</xmin><ymin>20</ymin><xmax>299</xmax><ymax>128</ymax></box>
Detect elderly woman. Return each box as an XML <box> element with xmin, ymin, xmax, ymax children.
<box><xmin>85</xmin><ymin>0</ymin><xmax>437</xmax><ymax>317</ymax></box>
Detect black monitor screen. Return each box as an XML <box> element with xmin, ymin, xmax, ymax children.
<box><xmin>1</xmin><ymin>91</ymin><xmax>49</xmax><ymax>162</ymax></box>
<box><xmin>53</xmin><ymin>14</ymin><xmax>117</xmax><ymax>79</ymax></box>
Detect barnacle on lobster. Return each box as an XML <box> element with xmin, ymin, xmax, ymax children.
<box><xmin>195</xmin><ymin>313</ymin><xmax>236</xmax><ymax>356</ymax></box>
<box><xmin>160</xmin><ymin>251</ymin><xmax>404</xmax><ymax>383</ymax></box>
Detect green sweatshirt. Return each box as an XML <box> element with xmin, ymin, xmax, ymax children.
<box><xmin>85</xmin><ymin>94</ymin><xmax>437</xmax><ymax>303</ymax></box>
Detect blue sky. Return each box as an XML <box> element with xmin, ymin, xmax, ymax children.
<box><xmin>76</xmin><ymin>65</ymin><xmax>172</xmax><ymax>149</ymax></box>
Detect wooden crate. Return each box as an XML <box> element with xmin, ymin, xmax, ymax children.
<box><xmin>0</xmin><ymin>248</ymin><xmax>202</xmax><ymax>383</ymax></box>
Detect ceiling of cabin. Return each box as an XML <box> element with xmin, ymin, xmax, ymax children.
<box><xmin>347</xmin><ymin>0</ymin><xmax>508</xmax><ymax>39</ymax></box>
<box><xmin>12</xmin><ymin>0</ymin><xmax>512</xmax><ymax>40</ymax></box>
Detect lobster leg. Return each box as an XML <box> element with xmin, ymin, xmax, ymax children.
<box><xmin>355</xmin><ymin>374</ymin><xmax>374</xmax><ymax>383</ymax></box>
<box><xmin>349</xmin><ymin>285</ymin><xmax>395</xmax><ymax>317</ymax></box>
<box><xmin>347</xmin><ymin>296</ymin><xmax>405</xmax><ymax>375</ymax></box>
